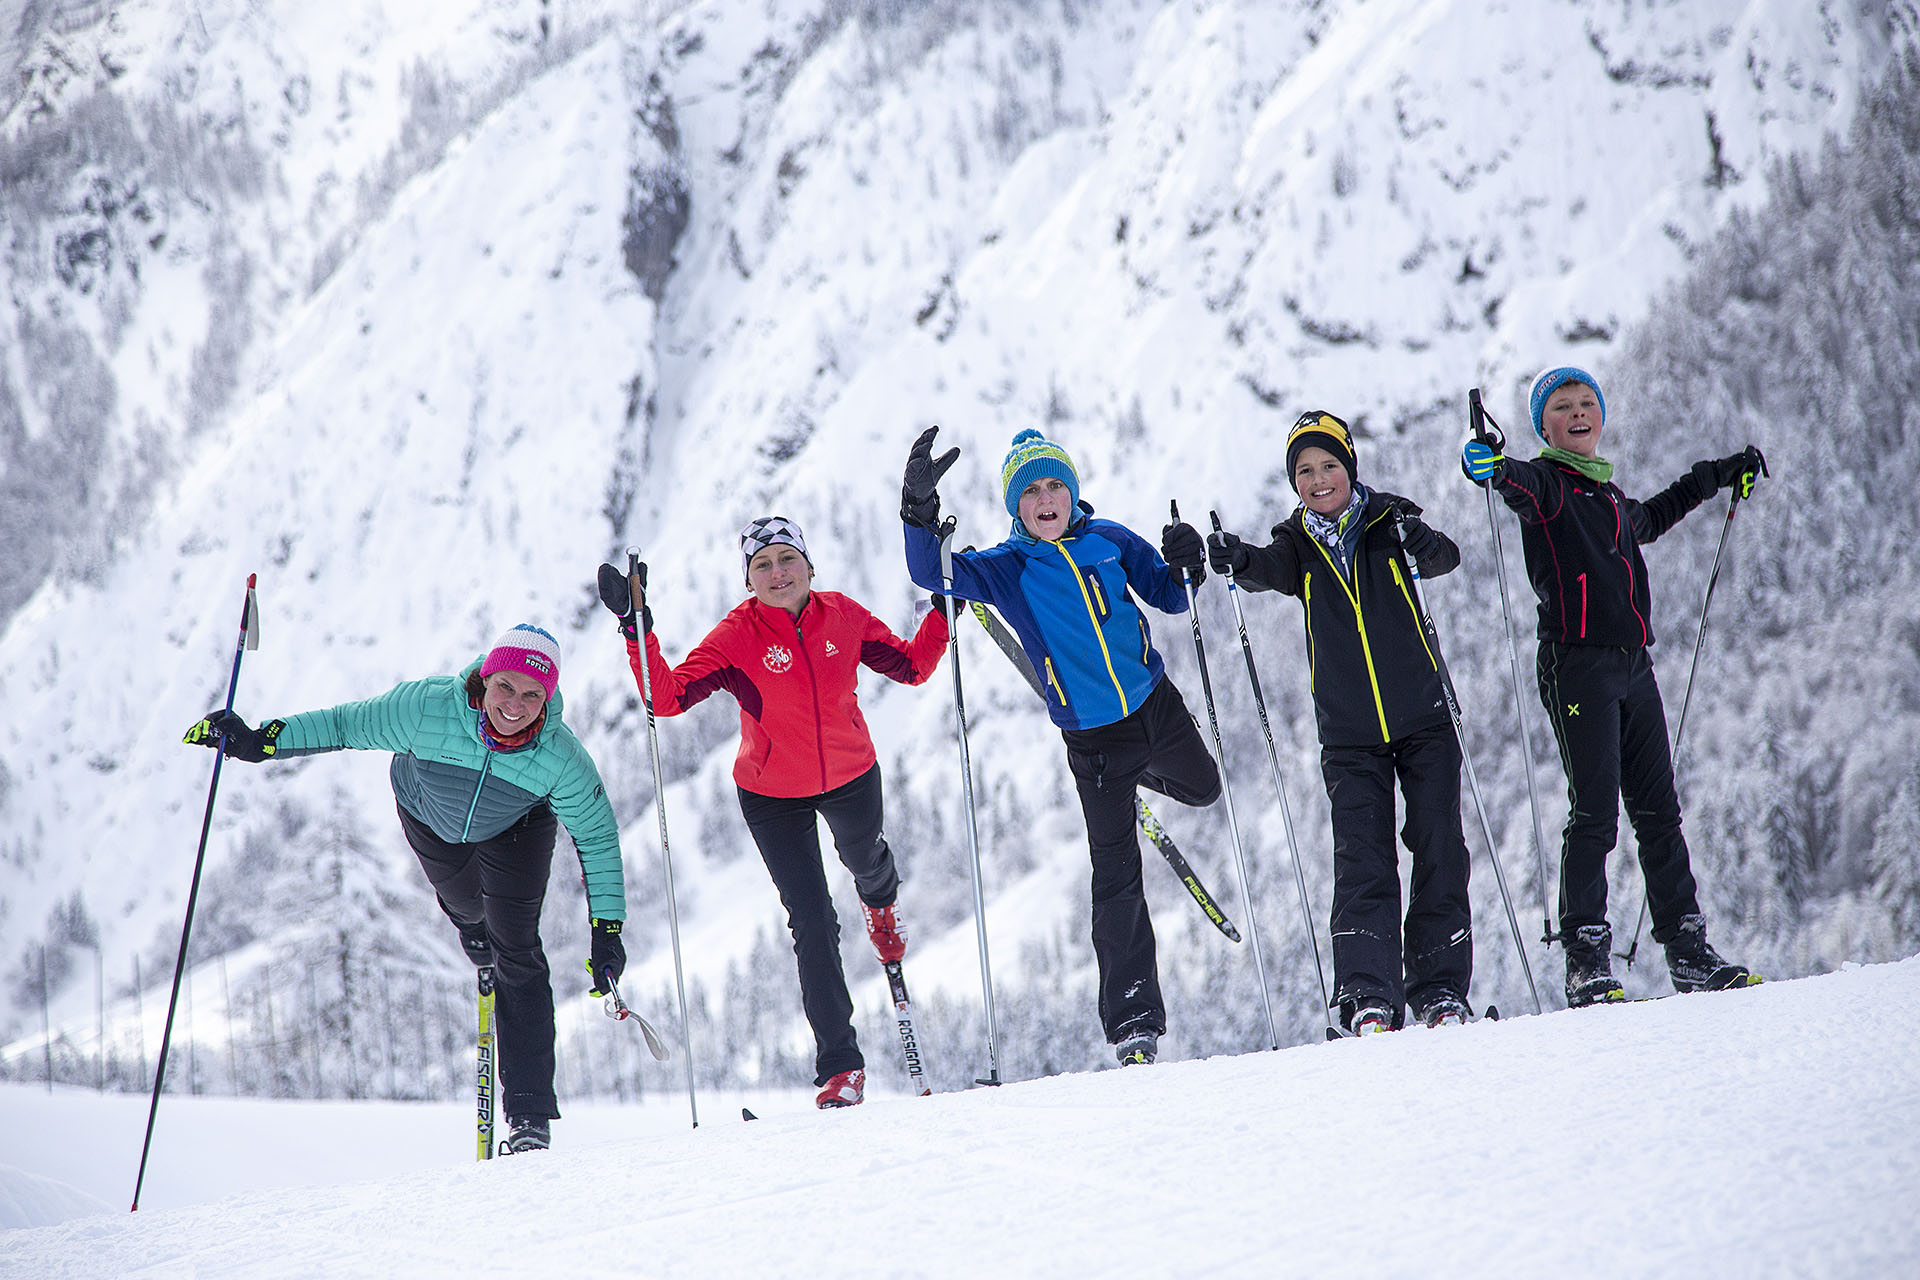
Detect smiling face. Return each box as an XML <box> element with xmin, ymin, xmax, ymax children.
<box><xmin>1292</xmin><ymin>446</ymin><xmax>1353</xmax><ymax>516</ymax></box>
<box><xmin>748</xmin><ymin>543</ymin><xmax>813</xmax><ymax>614</ymax></box>
<box><xmin>1540</xmin><ymin>380</ymin><xmax>1604</xmax><ymax>456</ymax></box>
<box><xmin>481</xmin><ymin>670</ymin><xmax>548</xmax><ymax>736</ymax></box>
<box><xmin>1018</xmin><ymin>475</ymin><xmax>1074</xmax><ymax>541</ymax></box>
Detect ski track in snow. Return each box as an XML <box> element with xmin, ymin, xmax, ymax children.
<box><xmin>5</xmin><ymin>958</ymin><xmax>1918</xmax><ymax>1278</ymax></box>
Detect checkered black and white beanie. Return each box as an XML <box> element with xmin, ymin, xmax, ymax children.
<box><xmin>739</xmin><ymin>516</ymin><xmax>812</xmax><ymax>584</ymax></box>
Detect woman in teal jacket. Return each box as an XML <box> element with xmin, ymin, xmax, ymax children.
<box><xmin>185</xmin><ymin>623</ymin><xmax>626</xmax><ymax>1154</ymax></box>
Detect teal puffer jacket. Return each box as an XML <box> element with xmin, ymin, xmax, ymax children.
<box><xmin>272</xmin><ymin>661</ymin><xmax>625</xmax><ymax>921</ymax></box>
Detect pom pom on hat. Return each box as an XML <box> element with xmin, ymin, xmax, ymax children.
<box><xmin>1000</xmin><ymin>428</ymin><xmax>1080</xmax><ymax>516</ymax></box>
<box><xmin>479</xmin><ymin>624</ymin><xmax>562</xmax><ymax>700</ymax></box>
<box><xmin>1285</xmin><ymin>411</ymin><xmax>1358</xmax><ymax>481</ymax></box>
<box><xmin>1528</xmin><ymin>367</ymin><xmax>1605</xmax><ymax>442</ymax></box>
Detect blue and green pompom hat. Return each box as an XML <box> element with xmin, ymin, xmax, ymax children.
<box><xmin>1000</xmin><ymin>429</ymin><xmax>1080</xmax><ymax>516</ymax></box>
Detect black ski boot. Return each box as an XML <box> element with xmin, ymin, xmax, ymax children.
<box><xmin>1665</xmin><ymin>914</ymin><xmax>1759</xmax><ymax>993</ymax></box>
<box><xmin>458</xmin><ymin>923</ymin><xmax>494</xmax><ymax>968</ymax></box>
<box><xmin>1414</xmin><ymin>993</ymin><xmax>1471</xmax><ymax>1029</ymax></box>
<box><xmin>1115</xmin><ymin>1029</ymin><xmax>1158</xmax><ymax>1066</ymax></box>
<box><xmin>1564</xmin><ymin>924</ymin><xmax>1626</xmax><ymax>1007</ymax></box>
<box><xmin>503</xmin><ymin>1117</ymin><xmax>550</xmax><ymax>1154</ymax></box>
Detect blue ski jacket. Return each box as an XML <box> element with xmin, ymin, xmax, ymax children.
<box><xmin>904</xmin><ymin>512</ymin><xmax>1191</xmax><ymax>731</ymax></box>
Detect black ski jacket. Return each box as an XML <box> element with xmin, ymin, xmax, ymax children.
<box><xmin>1234</xmin><ymin>490</ymin><xmax>1456</xmax><ymax>749</ymax></box>
<box><xmin>1489</xmin><ymin>456</ymin><xmax>1712</xmax><ymax>648</ymax></box>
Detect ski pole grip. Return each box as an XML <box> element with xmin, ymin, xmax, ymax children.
<box><xmin>1208</xmin><ymin>510</ymin><xmax>1224</xmax><ymax>534</ymax></box>
<box><xmin>1468</xmin><ymin>388</ymin><xmax>1487</xmax><ymax>442</ymax></box>
<box><xmin>626</xmin><ymin>547</ymin><xmax>646</xmax><ymax>635</ymax></box>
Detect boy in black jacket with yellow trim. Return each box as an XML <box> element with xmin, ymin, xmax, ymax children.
<box><xmin>1211</xmin><ymin>412</ymin><xmax>1474</xmax><ymax>1035</ymax></box>
<box><xmin>1460</xmin><ymin>366</ymin><xmax>1765</xmax><ymax>1006</ymax></box>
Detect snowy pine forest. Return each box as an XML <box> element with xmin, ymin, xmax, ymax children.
<box><xmin>1</xmin><ymin>0</ymin><xmax>1917</xmax><ymax>1104</ymax></box>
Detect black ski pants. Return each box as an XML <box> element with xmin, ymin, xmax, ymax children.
<box><xmin>399</xmin><ymin>800</ymin><xmax>560</xmax><ymax>1122</ymax></box>
<box><xmin>1537</xmin><ymin>643</ymin><xmax>1702</xmax><ymax>943</ymax></box>
<box><xmin>738</xmin><ymin>762</ymin><xmax>901</xmax><ymax>1086</ymax></box>
<box><xmin>1320</xmin><ymin>721</ymin><xmax>1473</xmax><ymax>1026</ymax></box>
<box><xmin>1061</xmin><ymin>676</ymin><xmax>1221</xmax><ymax>1044</ymax></box>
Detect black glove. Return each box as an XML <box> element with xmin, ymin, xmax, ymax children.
<box><xmin>902</xmin><ymin>426</ymin><xmax>960</xmax><ymax>528</ymax></box>
<box><xmin>1716</xmin><ymin>445</ymin><xmax>1767</xmax><ymax>499</ymax></box>
<box><xmin>1398</xmin><ymin>514</ymin><xmax>1443</xmax><ymax>566</ymax></box>
<box><xmin>587</xmin><ymin>918</ymin><xmax>626</xmax><ymax>997</ymax></box>
<box><xmin>596</xmin><ymin>561</ymin><xmax>652</xmax><ymax>639</ymax></box>
<box><xmin>928</xmin><ymin>589</ymin><xmax>950</xmax><ymax>614</ymax></box>
<box><xmin>182</xmin><ymin>710</ymin><xmax>284</xmax><ymax>762</ymax></box>
<box><xmin>1161</xmin><ymin>520</ymin><xmax>1206</xmax><ymax>585</ymax></box>
<box><xmin>1207</xmin><ymin>529</ymin><xmax>1251</xmax><ymax>577</ymax></box>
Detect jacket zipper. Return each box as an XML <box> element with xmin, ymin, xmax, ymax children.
<box><xmin>461</xmin><ymin>752</ymin><xmax>495</xmax><ymax>841</ymax></box>
<box><xmin>794</xmin><ymin>613</ymin><xmax>828</xmax><ymax>792</ymax></box>
<box><xmin>1311</xmin><ymin>519</ymin><xmax>1391</xmax><ymax>742</ymax></box>
<box><xmin>1049</xmin><ymin>539</ymin><xmax>1129</xmax><ymax>718</ymax></box>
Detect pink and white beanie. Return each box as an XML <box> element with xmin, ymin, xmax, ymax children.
<box><xmin>479</xmin><ymin>624</ymin><xmax>562</xmax><ymax>700</ymax></box>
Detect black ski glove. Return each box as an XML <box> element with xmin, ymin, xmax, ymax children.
<box><xmin>1716</xmin><ymin>445</ymin><xmax>1768</xmax><ymax>498</ymax></box>
<box><xmin>902</xmin><ymin>426</ymin><xmax>960</xmax><ymax>529</ymax></box>
<box><xmin>1161</xmin><ymin>520</ymin><xmax>1206</xmax><ymax>586</ymax></box>
<box><xmin>1207</xmin><ymin>529</ymin><xmax>1252</xmax><ymax>577</ymax></box>
<box><xmin>587</xmin><ymin>918</ymin><xmax>626</xmax><ymax>997</ymax></box>
<box><xmin>1397</xmin><ymin>514</ymin><xmax>1444</xmax><ymax>567</ymax></box>
<box><xmin>182</xmin><ymin>710</ymin><xmax>285</xmax><ymax>762</ymax></box>
<box><xmin>596</xmin><ymin>561</ymin><xmax>653</xmax><ymax>639</ymax></box>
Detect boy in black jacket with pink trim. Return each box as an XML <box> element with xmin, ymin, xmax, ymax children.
<box><xmin>1461</xmin><ymin>366</ymin><xmax>1765</xmax><ymax>1006</ymax></box>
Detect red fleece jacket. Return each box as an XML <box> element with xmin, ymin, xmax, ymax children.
<box><xmin>624</xmin><ymin>591</ymin><xmax>948</xmax><ymax>798</ymax></box>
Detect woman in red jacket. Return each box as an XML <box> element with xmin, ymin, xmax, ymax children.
<box><xmin>598</xmin><ymin>517</ymin><xmax>947</xmax><ymax>1108</ymax></box>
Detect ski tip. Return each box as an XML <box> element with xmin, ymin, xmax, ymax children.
<box><xmin>1224</xmin><ymin>924</ymin><xmax>1244</xmax><ymax>943</ymax></box>
<box><xmin>1484</xmin><ymin>1004</ymin><xmax>1501</xmax><ymax>1021</ymax></box>
<box><xmin>741</xmin><ymin>1108</ymin><xmax>758</xmax><ymax>1122</ymax></box>
<box><xmin>1324</xmin><ymin>1026</ymin><xmax>1346</xmax><ymax>1042</ymax></box>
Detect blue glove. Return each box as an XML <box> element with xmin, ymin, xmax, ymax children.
<box><xmin>1461</xmin><ymin>438</ymin><xmax>1503</xmax><ymax>485</ymax></box>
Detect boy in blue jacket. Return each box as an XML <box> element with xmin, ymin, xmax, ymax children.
<box><xmin>1462</xmin><ymin>367</ymin><xmax>1765</xmax><ymax>1005</ymax></box>
<box><xmin>901</xmin><ymin>427</ymin><xmax>1219</xmax><ymax>1065</ymax></box>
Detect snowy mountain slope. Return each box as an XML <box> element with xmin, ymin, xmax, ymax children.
<box><xmin>0</xmin><ymin>0</ymin><xmax>1904</xmax><ymax>1083</ymax></box>
<box><xmin>6</xmin><ymin>958</ymin><xmax>1920</xmax><ymax>1278</ymax></box>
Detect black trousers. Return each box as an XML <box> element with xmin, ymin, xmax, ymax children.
<box><xmin>1320</xmin><ymin>722</ymin><xmax>1473</xmax><ymax>1025</ymax></box>
<box><xmin>399</xmin><ymin>801</ymin><xmax>559</xmax><ymax>1121</ymax></box>
<box><xmin>1061</xmin><ymin>677</ymin><xmax>1221</xmax><ymax>1043</ymax></box>
<box><xmin>1537</xmin><ymin>643</ymin><xmax>1702</xmax><ymax>944</ymax></box>
<box><xmin>738</xmin><ymin>762</ymin><xmax>900</xmax><ymax>1085</ymax></box>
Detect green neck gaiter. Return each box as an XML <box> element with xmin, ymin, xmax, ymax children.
<box><xmin>1539</xmin><ymin>446</ymin><xmax>1614</xmax><ymax>484</ymax></box>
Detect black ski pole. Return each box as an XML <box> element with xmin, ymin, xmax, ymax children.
<box><xmin>133</xmin><ymin>573</ymin><xmax>259</xmax><ymax>1212</ymax></box>
<box><xmin>1618</xmin><ymin>454</ymin><xmax>1764</xmax><ymax>967</ymax></box>
<box><xmin>1205</xmin><ymin>510</ymin><xmax>1334</xmax><ymax>1038</ymax></box>
<box><xmin>937</xmin><ymin>519</ymin><xmax>1001</xmax><ymax>1086</ymax></box>
<box><xmin>1391</xmin><ymin>507</ymin><xmax>1545</xmax><ymax>1015</ymax></box>
<box><xmin>1171</xmin><ymin>502</ymin><xmax>1281</xmax><ymax>1050</ymax></box>
<box><xmin>630</xmin><ymin>549</ymin><xmax>699</xmax><ymax>1128</ymax></box>
<box><xmin>1470</xmin><ymin>389</ymin><xmax>1558</xmax><ymax>948</ymax></box>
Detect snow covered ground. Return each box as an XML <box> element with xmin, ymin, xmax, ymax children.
<box><xmin>6</xmin><ymin>955</ymin><xmax>1918</xmax><ymax>1278</ymax></box>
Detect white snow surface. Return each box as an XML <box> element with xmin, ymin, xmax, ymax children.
<box><xmin>6</xmin><ymin>958</ymin><xmax>1919</xmax><ymax>1278</ymax></box>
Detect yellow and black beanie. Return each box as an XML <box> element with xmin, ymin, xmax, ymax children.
<box><xmin>1285</xmin><ymin>411</ymin><xmax>1357</xmax><ymax>480</ymax></box>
